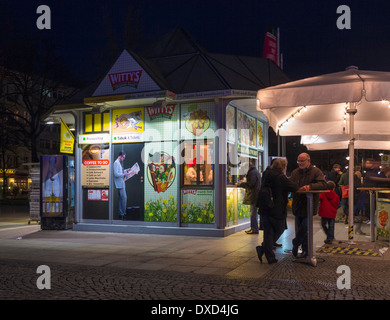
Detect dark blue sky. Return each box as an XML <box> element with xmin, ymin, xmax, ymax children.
<box><xmin>3</xmin><ymin>0</ymin><xmax>390</xmax><ymax>85</ymax></box>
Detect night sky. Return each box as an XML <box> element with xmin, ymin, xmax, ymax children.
<box><xmin>2</xmin><ymin>0</ymin><xmax>390</xmax><ymax>85</ymax></box>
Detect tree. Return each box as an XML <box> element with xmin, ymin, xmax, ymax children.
<box><xmin>0</xmin><ymin>38</ymin><xmax>76</xmax><ymax>163</ymax></box>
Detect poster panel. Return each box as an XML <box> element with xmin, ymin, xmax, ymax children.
<box><xmin>112</xmin><ymin>107</ymin><xmax>144</xmax><ymax>143</ymax></box>
<box><xmin>180</xmin><ymin>102</ymin><xmax>216</xmax><ymax>140</ymax></box>
<box><xmin>144</xmin><ymin>104</ymin><xmax>178</xmax><ymax>142</ymax></box>
<box><xmin>41</xmin><ymin>155</ymin><xmax>64</xmax><ymax>217</ymax></box>
<box><xmin>112</xmin><ymin>143</ymin><xmax>145</xmax><ymax>220</ymax></box>
<box><xmin>144</xmin><ymin>142</ymin><xmax>177</xmax><ymax>222</ymax></box>
<box><xmin>81</xmin><ymin>144</ymin><xmax>110</xmax><ymax>186</ymax></box>
<box><xmin>377</xmin><ymin>200</ymin><xmax>390</xmax><ymax>240</ymax></box>
<box><xmin>226</xmin><ymin>105</ymin><xmax>236</xmax><ymax>143</ymax></box>
<box><xmin>226</xmin><ymin>188</ymin><xmax>236</xmax><ymax>223</ymax></box>
<box><xmin>237</xmin><ymin>188</ymin><xmax>251</xmax><ymax>219</ymax></box>
<box><xmin>237</xmin><ymin>110</ymin><xmax>256</xmax><ymax>147</ymax></box>
<box><xmin>181</xmin><ymin>189</ymin><xmax>215</xmax><ymax>224</ymax></box>
<box><xmin>257</xmin><ymin>120</ymin><xmax>264</xmax><ymax>150</ymax></box>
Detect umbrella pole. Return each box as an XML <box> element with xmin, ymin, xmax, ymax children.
<box><xmin>347</xmin><ymin>103</ymin><xmax>357</xmax><ymax>244</ymax></box>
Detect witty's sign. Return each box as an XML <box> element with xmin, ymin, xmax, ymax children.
<box><xmin>109</xmin><ymin>70</ymin><xmax>143</xmax><ymax>91</ymax></box>
<box><xmin>92</xmin><ymin>50</ymin><xmax>161</xmax><ymax>97</ymax></box>
<box><xmin>146</xmin><ymin>104</ymin><xmax>176</xmax><ymax>120</ymax></box>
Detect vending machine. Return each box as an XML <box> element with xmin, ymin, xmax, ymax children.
<box><xmin>40</xmin><ymin>155</ymin><xmax>75</xmax><ymax>230</ymax></box>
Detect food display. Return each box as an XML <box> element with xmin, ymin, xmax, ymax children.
<box><xmin>185</xmin><ymin>109</ymin><xmax>210</xmax><ymax>136</ymax></box>
<box><xmin>118</xmin><ymin>114</ymin><xmax>130</xmax><ymax>128</ymax></box>
<box><xmin>379</xmin><ymin>210</ymin><xmax>388</xmax><ymax>227</ymax></box>
<box><xmin>147</xmin><ymin>152</ymin><xmax>176</xmax><ymax>193</ymax></box>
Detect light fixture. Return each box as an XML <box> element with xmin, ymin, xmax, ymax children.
<box><xmin>278</xmin><ymin>106</ymin><xmax>306</xmax><ymax>129</ymax></box>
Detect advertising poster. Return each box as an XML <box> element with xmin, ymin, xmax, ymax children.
<box><xmin>113</xmin><ymin>143</ymin><xmax>144</xmax><ymax>220</ymax></box>
<box><xmin>144</xmin><ymin>104</ymin><xmax>178</xmax><ymax>141</ymax></box>
<box><xmin>237</xmin><ymin>110</ymin><xmax>256</xmax><ymax>147</ymax></box>
<box><xmin>377</xmin><ymin>200</ymin><xmax>390</xmax><ymax>239</ymax></box>
<box><xmin>226</xmin><ymin>105</ymin><xmax>236</xmax><ymax>143</ymax></box>
<box><xmin>41</xmin><ymin>155</ymin><xmax>64</xmax><ymax>217</ymax></box>
<box><xmin>181</xmin><ymin>102</ymin><xmax>215</xmax><ymax>140</ymax></box>
<box><xmin>144</xmin><ymin>142</ymin><xmax>177</xmax><ymax>222</ymax></box>
<box><xmin>257</xmin><ymin>120</ymin><xmax>264</xmax><ymax>150</ymax></box>
<box><xmin>181</xmin><ymin>189</ymin><xmax>214</xmax><ymax>224</ymax></box>
<box><xmin>237</xmin><ymin>188</ymin><xmax>251</xmax><ymax>220</ymax></box>
<box><xmin>226</xmin><ymin>188</ymin><xmax>236</xmax><ymax>223</ymax></box>
<box><xmin>81</xmin><ymin>144</ymin><xmax>110</xmax><ymax>186</ymax></box>
<box><xmin>87</xmin><ymin>189</ymin><xmax>109</xmax><ymax>201</ymax></box>
<box><xmin>112</xmin><ymin>107</ymin><xmax>144</xmax><ymax>143</ymax></box>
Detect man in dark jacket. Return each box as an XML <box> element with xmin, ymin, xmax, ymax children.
<box><xmin>238</xmin><ymin>165</ymin><xmax>261</xmax><ymax>234</ymax></box>
<box><xmin>290</xmin><ymin>153</ymin><xmax>327</xmax><ymax>258</ymax></box>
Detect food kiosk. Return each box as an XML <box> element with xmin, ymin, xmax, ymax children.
<box><xmin>47</xmin><ymin>30</ymin><xmax>289</xmax><ymax>236</ymax></box>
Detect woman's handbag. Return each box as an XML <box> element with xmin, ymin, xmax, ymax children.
<box><xmin>341</xmin><ymin>185</ymin><xmax>349</xmax><ymax>199</ymax></box>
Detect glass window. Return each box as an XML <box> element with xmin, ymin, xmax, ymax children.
<box><xmin>227</xmin><ymin>143</ymin><xmax>238</xmax><ymax>185</ymax></box>
<box><xmin>182</xmin><ymin>140</ymin><xmax>214</xmax><ymax>186</ymax></box>
<box><xmin>237</xmin><ymin>155</ymin><xmax>257</xmax><ymax>182</ymax></box>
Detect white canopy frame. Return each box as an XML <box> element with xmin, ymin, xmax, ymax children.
<box><xmin>257</xmin><ymin>67</ymin><xmax>390</xmax><ymax>241</ymax></box>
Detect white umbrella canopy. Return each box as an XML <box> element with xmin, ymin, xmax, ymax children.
<box><xmin>257</xmin><ymin>67</ymin><xmax>390</xmax><ymax>240</ymax></box>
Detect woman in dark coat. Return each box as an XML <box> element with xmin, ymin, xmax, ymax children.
<box><xmin>256</xmin><ymin>158</ymin><xmax>299</xmax><ymax>264</ymax></box>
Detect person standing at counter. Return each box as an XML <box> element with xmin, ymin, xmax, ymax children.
<box><xmin>238</xmin><ymin>164</ymin><xmax>262</xmax><ymax>234</ymax></box>
<box><xmin>290</xmin><ymin>153</ymin><xmax>327</xmax><ymax>258</ymax></box>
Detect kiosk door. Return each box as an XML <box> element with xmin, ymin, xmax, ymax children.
<box><xmin>113</xmin><ymin>143</ymin><xmax>144</xmax><ymax>220</ymax></box>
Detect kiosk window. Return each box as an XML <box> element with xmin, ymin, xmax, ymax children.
<box><xmin>237</xmin><ymin>155</ymin><xmax>257</xmax><ymax>182</ymax></box>
<box><xmin>227</xmin><ymin>143</ymin><xmax>238</xmax><ymax>185</ymax></box>
<box><xmin>182</xmin><ymin>140</ymin><xmax>214</xmax><ymax>186</ymax></box>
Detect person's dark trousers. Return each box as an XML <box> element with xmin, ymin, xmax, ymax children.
<box><xmin>292</xmin><ymin>216</ymin><xmax>308</xmax><ymax>253</ymax></box>
<box><xmin>321</xmin><ymin>217</ymin><xmax>335</xmax><ymax>241</ymax></box>
<box><xmin>341</xmin><ymin>198</ymin><xmax>348</xmax><ymax>216</ymax></box>
<box><xmin>249</xmin><ymin>205</ymin><xmax>259</xmax><ymax>232</ymax></box>
<box><xmin>262</xmin><ymin>215</ymin><xmax>285</xmax><ymax>262</ymax></box>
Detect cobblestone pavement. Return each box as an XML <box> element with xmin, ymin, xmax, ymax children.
<box><xmin>1</xmin><ymin>207</ymin><xmax>390</xmax><ymax>307</ymax></box>
<box><xmin>2</xmin><ymin>254</ymin><xmax>390</xmax><ymax>301</ymax></box>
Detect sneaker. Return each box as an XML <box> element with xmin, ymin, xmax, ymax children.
<box><xmin>324</xmin><ymin>239</ymin><xmax>333</xmax><ymax>244</ymax></box>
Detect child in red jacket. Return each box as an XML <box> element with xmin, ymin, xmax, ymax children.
<box><xmin>319</xmin><ymin>181</ymin><xmax>340</xmax><ymax>244</ymax></box>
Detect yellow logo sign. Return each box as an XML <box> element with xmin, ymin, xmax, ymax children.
<box><xmin>60</xmin><ymin>118</ymin><xmax>75</xmax><ymax>154</ymax></box>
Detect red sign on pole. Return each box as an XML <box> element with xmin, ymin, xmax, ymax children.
<box><xmin>263</xmin><ymin>32</ymin><xmax>278</xmax><ymax>66</ymax></box>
